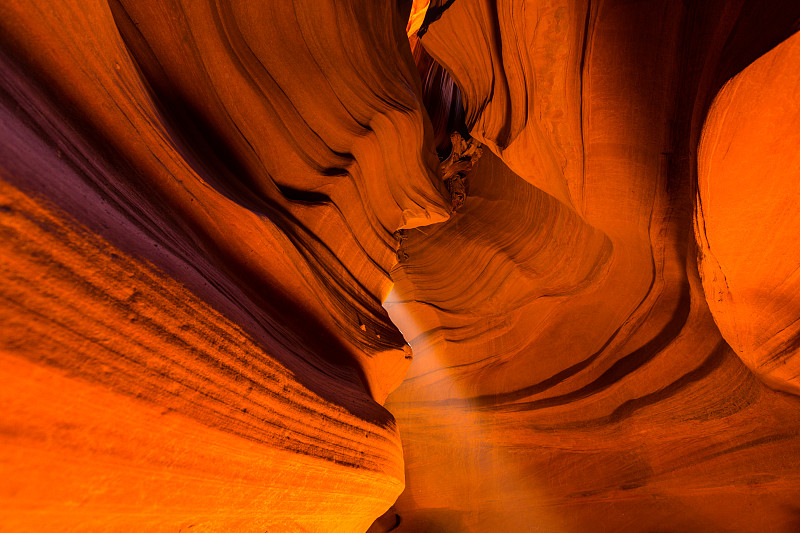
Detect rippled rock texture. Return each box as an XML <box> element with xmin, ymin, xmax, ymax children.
<box><xmin>2</xmin><ymin>0</ymin><xmax>800</xmax><ymax>532</ymax></box>
<box><xmin>0</xmin><ymin>0</ymin><xmax>437</xmax><ymax>530</ymax></box>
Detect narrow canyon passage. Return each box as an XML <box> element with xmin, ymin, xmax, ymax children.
<box><xmin>1</xmin><ymin>1</ymin><xmax>800</xmax><ymax>532</ymax></box>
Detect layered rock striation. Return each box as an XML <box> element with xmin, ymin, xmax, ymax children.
<box><xmin>1</xmin><ymin>0</ymin><xmax>800</xmax><ymax>532</ymax></box>
<box><xmin>381</xmin><ymin>0</ymin><xmax>800</xmax><ymax>531</ymax></box>
<box><xmin>0</xmin><ymin>0</ymin><xmax>447</xmax><ymax>530</ymax></box>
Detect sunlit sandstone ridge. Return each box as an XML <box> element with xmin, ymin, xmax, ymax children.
<box><xmin>1</xmin><ymin>1</ymin><xmax>800</xmax><ymax>532</ymax></box>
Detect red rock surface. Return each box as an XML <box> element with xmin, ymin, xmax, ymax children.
<box><xmin>697</xmin><ymin>32</ymin><xmax>800</xmax><ymax>397</ymax></box>
<box><xmin>1</xmin><ymin>0</ymin><xmax>800</xmax><ymax>532</ymax></box>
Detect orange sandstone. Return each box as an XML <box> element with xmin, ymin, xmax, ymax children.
<box><xmin>1</xmin><ymin>1</ymin><xmax>800</xmax><ymax>532</ymax></box>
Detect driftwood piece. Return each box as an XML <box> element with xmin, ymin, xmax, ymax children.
<box><xmin>440</xmin><ymin>131</ymin><xmax>483</xmax><ymax>210</ymax></box>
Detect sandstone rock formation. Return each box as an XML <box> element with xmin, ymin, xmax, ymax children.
<box><xmin>1</xmin><ymin>0</ymin><xmax>800</xmax><ymax>532</ymax></box>
<box><xmin>697</xmin><ymin>31</ymin><xmax>800</xmax><ymax>397</ymax></box>
<box><xmin>381</xmin><ymin>1</ymin><xmax>800</xmax><ymax>531</ymax></box>
<box><xmin>0</xmin><ymin>0</ymin><xmax>436</xmax><ymax>530</ymax></box>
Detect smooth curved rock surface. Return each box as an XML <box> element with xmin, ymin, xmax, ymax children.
<box><xmin>0</xmin><ymin>0</ymin><xmax>443</xmax><ymax>530</ymax></box>
<box><xmin>2</xmin><ymin>0</ymin><xmax>800</xmax><ymax>532</ymax></box>
<box><xmin>380</xmin><ymin>1</ymin><xmax>800</xmax><ymax>531</ymax></box>
<box><xmin>697</xmin><ymin>31</ymin><xmax>800</xmax><ymax>396</ymax></box>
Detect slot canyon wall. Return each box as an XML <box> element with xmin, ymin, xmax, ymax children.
<box><xmin>1</xmin><ymin>0</ymin><xmax>800</xmax><ymax>532</ymax></box>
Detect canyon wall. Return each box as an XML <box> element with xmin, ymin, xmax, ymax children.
<box><xmin>0</xmin><ymin>0</ymin><xmax>436</xmax><ymax>530</ymax></box>
<box><xmin>382</xmin><ymin>0</ymin><xmax>800</xmax><ymax>531</ymax></box>
<box><xmin>1</xmin><ymin>0</ymin><xmax>800</xmax><ymax>532</ymax></box>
